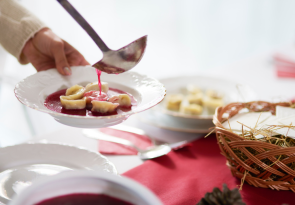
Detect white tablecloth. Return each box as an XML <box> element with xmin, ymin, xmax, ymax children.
<box><xmin>27</xmin><ymin>50</ymin><xmax>295</xmax><ymax>173</ymax></box>
<box><xmin>3</xmin><ymin>47</ymin><xmax>295</xmax><ymax>174</ymax></box>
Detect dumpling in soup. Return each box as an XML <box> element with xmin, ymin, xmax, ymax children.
<box><xmin>108</xmin><ymin>94</ymin><xmax>131</xmax><ymax>107</ymax></box>
<box><xmin>60</xmin><ymin>96</ymin><xmax>87</xmax><ymax>109</ymax></box>
<box><xmin>84</xmin><ymin>91</ymin><xmax>108</xmax><ymax>104</ymax></box>
<box><xmin>62</xmin><ymin>85</ymin><xmax>85</xmax><ymax>100</ymax></box>
<box><xmin>85</xmin><ymin>82</ymin><xmax>108</xmax><ymax>93</ymax></box>
<box><xmin>91</xmin><ymin>101</ymin><xmax>119</xmax><ymax>113</ymax></box>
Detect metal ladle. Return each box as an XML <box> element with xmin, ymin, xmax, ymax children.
<box><xmin>57</xmin><ymin>0</ymin><xmax>147</xmax><ymax>74</ymax></box>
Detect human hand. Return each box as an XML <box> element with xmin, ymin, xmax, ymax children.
<box><xmin>22</xmin><ymin>28</ymin><xmax>89</xmax><ymax>75</ymax></box>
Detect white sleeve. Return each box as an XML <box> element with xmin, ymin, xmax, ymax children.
<box><xmin>0</xmin><ymin>0</ymin><xmax>47</xmax><ymax>64</ymax></box>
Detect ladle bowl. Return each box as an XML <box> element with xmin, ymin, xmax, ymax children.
<box><xmin>93</xmin><ymin>35</ymin><xmax>147</xmax><ymax>74</ymax></box>
<box><xmin>57</xmin><ymin>0</ymin><xmax>147</xmax><ymax>74</ymax></box>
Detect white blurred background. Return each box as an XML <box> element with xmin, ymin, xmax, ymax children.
<box><xmin>1</xmin><ymin>0</ymin><xmax>295</xmax><ymax>145</ymax></box>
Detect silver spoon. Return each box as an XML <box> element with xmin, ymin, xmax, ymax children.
<box><xmin>82</xmin><ymin>129</ymin><xmax>172</xmax><ymax>160</ymax></box>
<box><xmin>57</xmin><ymin>0</ymin><xmax>147</xmax><ymax>74</ymax></box>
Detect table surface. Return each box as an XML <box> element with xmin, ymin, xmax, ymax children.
<box><xmin>28</xmin><ymin>115</ymin><xmax>204</xmax><ymax>174</ymax></box>
<box><xmin>1</xmin><ymin>43</ymin><xmax>295</xmax><ymax>205</ymax></box>
<box><xmin>22</xmin><ymin>47</ymin><xmax>295</xmax><ymax>174</ymax></box>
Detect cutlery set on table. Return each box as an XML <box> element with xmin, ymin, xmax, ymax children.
<box><xmin>82</xmin><ymin>126</ymin><xmax>189</xmax><ymax>160</ymax></box>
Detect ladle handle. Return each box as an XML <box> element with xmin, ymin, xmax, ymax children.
<box><xmin>57</xmin><ymin>0</ymin><xmax>110</xmax><ymax>52</ymax></box>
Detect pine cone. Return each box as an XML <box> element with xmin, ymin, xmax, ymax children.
<box><xmin>197</xmin><ymin>184</ymin><xmax>245</xmax><ymax>205</ymax></box>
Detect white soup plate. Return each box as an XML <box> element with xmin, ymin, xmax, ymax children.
<box><xmin>145</xmin><ymin>75</ymin><xmax>255</xmax><ymax>133</ymax></box>
<box><xmin>14</xmin><ymin>66</ymin><xmax>166</xmax><ymax>128</ymax></box>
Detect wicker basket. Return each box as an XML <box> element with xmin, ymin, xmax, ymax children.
<box><xmin>213</xmin><ymin>101</ymin><xmax>295</xmax><ymax>192</ymax></box>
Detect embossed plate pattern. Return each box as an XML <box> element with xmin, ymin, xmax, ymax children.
<box><xmin>14</xmin><ymin>66</ymin><xmax>166</xmax><ymax>128</ymax></box>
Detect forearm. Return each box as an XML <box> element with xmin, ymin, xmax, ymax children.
<box><xmin>0</xmin><ymin>0</ymin><xmax>46</xmax><ymax>64</ymax></box>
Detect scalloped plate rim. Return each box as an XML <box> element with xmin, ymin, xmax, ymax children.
<box><xmin>0</xmin><ymin>142</ymin><xmax>117</xmax><ymax>174</ymax></box>
<box><xmin>14</xmin><ymin>66</ymin><xmax>166</xmax><ymax>121</ymax></box>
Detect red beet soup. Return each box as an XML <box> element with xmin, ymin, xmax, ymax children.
<box><xmin>35</xmin><ymin>193</ymin><xmax>134</xmax><ymax>205</ymax></box>
<box><xmin>44</xmin><ymin>87</ymin><xmax>137</xmax><ymax>117</ymax></box>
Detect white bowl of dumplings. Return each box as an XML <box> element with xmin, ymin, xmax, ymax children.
<box><xmin>14</xmin><ymin>66</ymin><xmax>166</xmax><ymax>128</ymax></box>
<box><xmin>158</xmin><ymin>75</ymin><xmax>254</xmax><ymax>119</ymax></box>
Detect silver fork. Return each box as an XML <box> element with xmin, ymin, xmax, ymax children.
<box><xmin>83</xmin><ymin>129</ymin><xmax>172</xmax><ymax>160</ymax></box>
<box><xmin>108</xmin><ymin>124</ymin><xmax>157</xmax><ymax>145</ymax></box>
<box><xmin>106</xmin><ymin>124</ymin><xmax>189</xmax><ymax>150</ymax></box>
<box><xmin>83</xmin><ymin>128</ymin><xmax>188</xmax><ymax>160</ymax></box>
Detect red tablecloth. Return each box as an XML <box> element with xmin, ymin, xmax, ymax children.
<box><xmin>274</xmin><ymin>54</ymin><xmax>295</xmax><ymax>78</ymax></box>
<box><xmin>123</xmin><ymin>135</ymin><xmax>294</xmax><ymax>205</ymax></box>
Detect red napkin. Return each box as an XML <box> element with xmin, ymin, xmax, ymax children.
<box><xmin>274</xmin><ymin>54</ymin><xmax>295</xmax><ymax>78</ymax></box>
<box><xmin>123</xmin><ymin>135</ymin><xmax>295</xmax><ymax>205</ymax></box>
<box><xmin>98</xmin><ymin>128</ymin><xmax>153</xmax><ymax>155</ymax></box>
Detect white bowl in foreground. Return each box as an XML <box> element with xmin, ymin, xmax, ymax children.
<box><xmin>9</xmin><ymin>170</ymin><xmax>163</xmax><ymax>205</ymax></box>
<box><xmin>0</xmin><ymin>143</ymin><xmax>117</xmax><ymax>204</ymax></box>
<box><xmin>14</xmin><ymin>66</ymin><xmax>166</xmax><ymax>128</ymax></box>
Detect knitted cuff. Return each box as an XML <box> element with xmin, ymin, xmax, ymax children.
<box><xmin>0</xmin><ymin>0</ymin><xmax>47</xmax><ymax>64</ymax></box>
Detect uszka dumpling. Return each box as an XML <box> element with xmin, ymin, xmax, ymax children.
<box><xmin>85</xmin><ymin>82</ymin><xmax>108</xmax><ymax>93</ymax></box>
<box><xmin>180</xmin><ymin>103</ymin><xmax>203</xmax><ymax>115</ymax></box>
<box><xmin>166</xmin><ymin>94</ymin><xmax>183</xmax><ymax>111</ymax></box>
<box><xmin>59</xmin><ymin>85</ymin><xmax>86</xmax><ymax>109</ymax></box>
<box><xmin>108</xmin><ymin>94</ymin><xmax>131</xmax><ymax>107</ymax></box>
<box><xmin>91</xmin><ymin>101</ymin><xmax>119</xmax><ymax>113</ymax></box>
<box><xmin>60</xmin><ymin>96</ymin><xmax>86</xmax><ymax>109</ymax></box>
<box><xmin>63</xmin><ymin>85</ymin><xmax>85</xmax><ymax>100</ymax></box>
<box><xmin>84</xmin><ymin>91</ymin><xmax>108</xmax><ymax>104</ymax></box>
